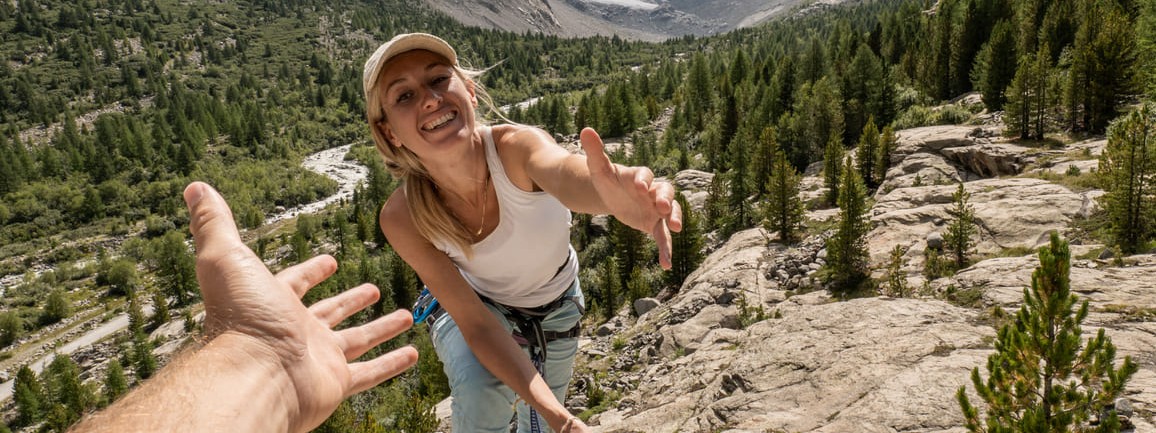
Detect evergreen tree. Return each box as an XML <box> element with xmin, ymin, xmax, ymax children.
<box><xmin>626</xmin><ymin>266</ymin><xmax>651</xmax><ymax>313</ymax></box>
<box><xmin>824</xmin><ymin>157</ymin><xmax>871</xmax><ymax>295</ymax></box>
<box><xmin>132</xmin><ymin>330</ymin><xmax>158</xmax><ymax>379</ymax></box>
<box><xmin>722</xmin><ymin>140</ymin><xmax>754</xmax><ymax>238</ymax></box>
<box><xmin>1066</xmin><ymin>0</ymin><xmax>1136</xmax><ymax>133</ymax></box>
<box><xmin>43</xmin><ymin>353</ymin><xmax>95</xmax><ymax>428</ymax></box>
<box><xmin>855</xmin><ymin>117</ymin><xmax>881</xmax><ymax>190</ymax></box>
<box><xmin>704</xmin><ymin>170</ymin><xmax>727</xmax><ymax>231</ymax></box>
<box><xmin>764</xmin><ymin>141</ymin><xmax>805</xmax><ymax>244</ymax></box>
<box><xmin>873</xmin><ymin>125</ymin><xmax>898</xmax><ymax>188</ymax></box>
<box><xmin>597</xmin><ymin>256</ymin><xmax>621</xmax><ymax>320</ymax></box>
<box><xmin>882</xmin><ymin>245</ymin><xmax>909</xmax><ymax>298</ymax></box>
<box><xmin>752</xmin><ymin>126</ymin><xmax>777</xmax><ymax>198</ymax></box>
<box><xmin>103</xmin><ymin>359</ymin><xmax>128</xmax><ymax>405</ymax></box>
<box><xmin>942</xmin><ymin>182</ymin><xmax>978</xmax><ymax>270</ymax></box>
<box><xmin>795</xmin><ymin>77</ymin><xmax>844</xmax><ymax>163</ymax></box>
<box><xmin>1100</xmin><ymin>105</ymin><xmax>1155</xmax><ymax>254</ymax></box>
<box><xmin>150</xmin><ymin>291</ymin><xmax>171</xmax><ymax>329</ymax></box>
<box><xmin>155</xmin><ymin>231</ymin><xmax>197</xmax><ymax>306</ymax></box>
<box><xmin>972</xmin><ymin>20</ymin><xmax>1018</xmax><ymax>111</ymax></box>
<box><xmin>13</xmin><ymin>365</ymin><xmax>42</xmax><ymax>426</ymax></box>
<box><xmin>1005</xmin><ymin>45</ymin><xmax>1051</xmax><ymax>140</ymax></box>
<box><xmin>610</xmin><ymin>218</ymin><xmax>645</xmax><ymax>291</ymax></box>
<box><xmin>669</xmin><ymin>193</ymin><xmax>704</xmax><ymax>290</ymax></box>
<box><xmin>823</xmin><ymin>135</ymin><xmax>845</xmax><ymax>206</ymax></box>
<box><xmin>843</xmin><ymin>45</ymin><xmax>885</xmax><ymax>146</ymax></box>
<box><xmin>958</xmin><ymin>233</ymin><xmax>1138</xmax><ymax>432</ymax></box>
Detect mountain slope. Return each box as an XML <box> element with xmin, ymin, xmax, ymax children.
<box><xmin>423</xmin><ymin>0</ymin><xmax>831</xmax><ymax>39</ymax></box>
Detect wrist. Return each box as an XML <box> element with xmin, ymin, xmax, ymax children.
<box><xmin>201</xmin><ymin>332</ymin><xmax>300</xmax><ymax>430</ymax></box>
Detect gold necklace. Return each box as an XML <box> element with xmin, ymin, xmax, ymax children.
<box><xmin>475</xmin><ymin>171</ymin><xmax>490</xmax><ymax>237</ymax></box>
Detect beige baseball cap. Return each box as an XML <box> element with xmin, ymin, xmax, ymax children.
<box><xmin>363</xmin><ymin>33</ymin><xmax>458</xmax><ymax>99</ymax></box>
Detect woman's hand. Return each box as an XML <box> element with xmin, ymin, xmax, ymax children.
<box><xmin>580</xmin><ymin>127</ymin><xmax>683</xmax><ymax>269</ymax></box>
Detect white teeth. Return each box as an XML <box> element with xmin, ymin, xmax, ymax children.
<box><xmin>424</xmin><ymin>112</ymin><xmax>456</xmax><ymax>130</ymax></box>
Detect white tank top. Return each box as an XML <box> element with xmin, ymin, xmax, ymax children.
<box><xmin>432</xmin><ymin>126</ymin><xmax>577</xmax><ymax>308</ymax></box>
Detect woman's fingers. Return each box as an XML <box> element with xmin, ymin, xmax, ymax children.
<box><xmin>668</xmin><ymin>197</ymin><xmax>683</xmax><ymax>233</ymax></box>
<box><xmin>308</xmin><ymin>284</ymin><xmax>381</xmax><ymax>328</ymax></box>
<box><xmin>580</xmin><ymin>128</ymin><xmax>615</xmax><ymax>179</ymax></box>
<box><xmin>276</xmin><ymin>255</ymin><xmax>339</xmax><ymax>299</ymax></box>
<box><xmin>346</xmin><ymin>346</ymin><xmax>419</xmax><ymax>396</ymax></box>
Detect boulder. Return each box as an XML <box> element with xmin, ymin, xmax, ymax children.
<box><xmin>674</xmin><ymin>170</ymin><xmax>714</xmax><ymax>213</ymax></box>
<box><xmin>940</xmin><ymin>142</ymin><xmax>1031</xmax><ymax>177</ymax></box>
<box><xmin>633</xmin><ymin>298</ymin><xmax>661</xmax><ymax>317</ymax></box>
<box><xmin>592</xmin><ymin>297</ymin><xmax>994</xmax><ymax>433</ymax></box>
<box><xmin>868</xmin><ymin>178</ymin><xmax>1087</xmax><ymax>266</ymax></box>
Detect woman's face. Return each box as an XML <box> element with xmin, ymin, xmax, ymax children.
<box><xmin>376</xmin><ymin>49</ymin><xmax>477</xmax><ymax>160</ymax></box>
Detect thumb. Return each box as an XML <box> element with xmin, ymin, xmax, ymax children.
<box><xmin>580</xmin><ymin>127</ymin><xmax>614</xmax><ymax>176</ymax></box>
<box><xmin>184</xmin><ymin>182</ymin><xmax>243</xmax><ymax>256</ymax></box>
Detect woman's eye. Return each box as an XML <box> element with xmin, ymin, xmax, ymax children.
<box><xmin>396</xmin><ymin>91</ymin><xmax>412</xmax><ymax>103</ymax></box>
<box><xmin>432</xmin><ymin>76</ymin><xmax>449</xmax><ymax>86</ymax></box>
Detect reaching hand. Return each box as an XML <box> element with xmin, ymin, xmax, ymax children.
<box><xmin>580</xmin><ymin>127</ymin><xmax>683</xmax><ymax>269</ymax></box>
<box><xmin>184</xmin><ymin>182</ymin><xmax>418</xmax><ymax>432</ymax></box>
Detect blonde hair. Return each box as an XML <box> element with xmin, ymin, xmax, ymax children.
<box><xmin>366</xmin><ymin>58</ymin><xmax>507</xmax><ymax>256</ymax></box>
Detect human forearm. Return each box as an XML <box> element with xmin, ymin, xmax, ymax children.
<box><xmin>71</xmin><ymin>332</ymin><xmax>297</xmax><ymax>433</ymax></box>
<box><xmin>464</xmin><ymin>321</ymin><xmax>574</xmax><ymax>430</ymax></box>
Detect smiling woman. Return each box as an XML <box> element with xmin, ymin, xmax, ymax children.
<box><xmin>361</xmin><ymin>33</ymin><xmax>681</xmax><ymax>433</ymax></box>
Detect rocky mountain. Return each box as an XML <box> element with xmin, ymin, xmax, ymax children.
<box><xmin>423</xmin><ymin>0</ymin><xmax>828</xmax><ymax>40</ymax></box>
<box><xmin>569</xmin><ymin>124</ymin><xmax>1156</xmax><ymax>432</ymax></box>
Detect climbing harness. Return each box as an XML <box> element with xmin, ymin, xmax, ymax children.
<box><xmin>411</xmin><ymin>285</ymin><xmax>584</xmax><ymax>433</ymax></box>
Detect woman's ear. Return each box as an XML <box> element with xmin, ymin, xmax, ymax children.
<box><xmin>377</xmin><ymin>121</ymin><xmax>402</xmax><ymax>147</ymax></box>
<box><xmin>466</xmin><ymin>79</ymin><xmax>478</xmax><ymax>106</ymax></box>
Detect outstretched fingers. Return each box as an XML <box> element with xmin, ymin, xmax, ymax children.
<box><xmin>308</xmin><ymin>284</ymin><xmax>381</xmax><ymax>328</ymax></box>
<box><xmin>276</xmin><ymin>255</ymin><xmax>339</xmax><ymax>298</ymax></box>
<box><xmin>337</xmin><ymin>309</ymin><xmax>414</xmax><ymax>361</ymax></box>
<box><xmin>346</xmin><ymin>345</ymin><xmax>419</xmax><ymax>396</ymax></box>
<box><xmin>185</xmin><ymin>182</ymin><xmax>246</xmax><ymax>260</ymax></box>
<box><xmin>580</xmin><ymin>127</ymin><xmax>615</xmax><ymax>179</ymax></box>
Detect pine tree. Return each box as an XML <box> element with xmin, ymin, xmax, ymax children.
<box><xmin>44</xmin><ymin>353</ymin><xmax>95</xmax><ymax>428</ymax></box>
<box><xmin>1100</xmin><ymin>104</ymin><xmax>1155</xmax><ymax>254</ymax></box>
<box><xmin>764</xmin><ymin>141</ymin><xmax>805</xmax><ymax>244</ymax></box>
<box><xmin>1066</xmin><ymin>0</ymin><xmax>1136</xmax><ymax>133</ymax></box>
<box><xmin>972</xmin><ymin>20</ymin><xmax>1018</xmax><ymax>111</ymax></box>
<box><xmin>103</xmin><ymin>359</ymin><xmax>128</xmax><ymax>405</ymax></box>
<box><xmin>13</xmin><ymin>365</ymin><xmax>42</xmax><ymax>426</ymax></box>
<box><xmin>823</xmin><ymin>135</ymin><xmax>845</xmax><ymax>206</ymax></box>
<box><xmin>1005</xmin><ymin>44</ymin><xmax>1051</xmax><ymax>140</ymax></box>
<box><xmin>669</xmin><ymin>193</ymin><xmax>704</xmax><ymax>290</ymax></box>
<box><xmin>873</xmin><ymin>125</ymin><xmax>898</xmax><ymax>188</ymax></box>
<box><xmin>882</xmin><ymin>245</ymin><xmax>909</xmax><ymax>297</ymax></box>
<box><xmin>722</xmin><ymin>139</ymin><xmax>754</xmax><ymax>238</ymax></box>
<box><xmin>132</xmin><ymin>330</ymin><xmax>158</xmax><ymax>379</ymax></box>
<box><xmin>752</xmin><ymin>127</ymin><xmax>778</xmax><ymax>198</ymax></box>
<box><xmin>958</xmin><ymin>233</ymin><xmax>1138</xmax><ymax>432</ymax></box>
<box><xmin>843</xmin><ymin>45</ymin><xmax>885</xmax><ymax>145</ymax></box>
<box><xmin>942</xmin><ymin>182</ymin><xmax>978</xmax><ymax>270</ymax></box>
<box><xmin>597</xmin><ymin>256</ymin><xmax>622</xmax><ymax>320</ymax></box>
<box><xmin>155</xmin><ymin>231</ymin><xmax>197</xmax><ymax>306</ymax></box>
<box><xmin>855</xmin><ymin>117</ymin><xmax>881</xmax><ymax>190</ymax></box>
<box><xmin>150</xmin><ymin>291</ymin><xmax>170</xmax><ymax>329</ymax></box>
<box><xmin>824</xmin><ymin>157</ymin><xmax>871</xmax><ymax>295</ymax></box>
<box><xmin>626</xmin><ymin>266</ymin><xmax>651</xmax><ymax>313</ymax></box>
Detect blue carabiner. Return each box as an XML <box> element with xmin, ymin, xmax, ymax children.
<box><xmin>412</xmin><ymin>288</ymin><xmax>440</xmax><ymax>324</ymax></box>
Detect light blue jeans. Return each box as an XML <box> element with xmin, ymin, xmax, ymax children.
<box><xmin>430</xmin><ymin>280</ymin><xmax>584</xmax><ymax>433</ymax></box>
